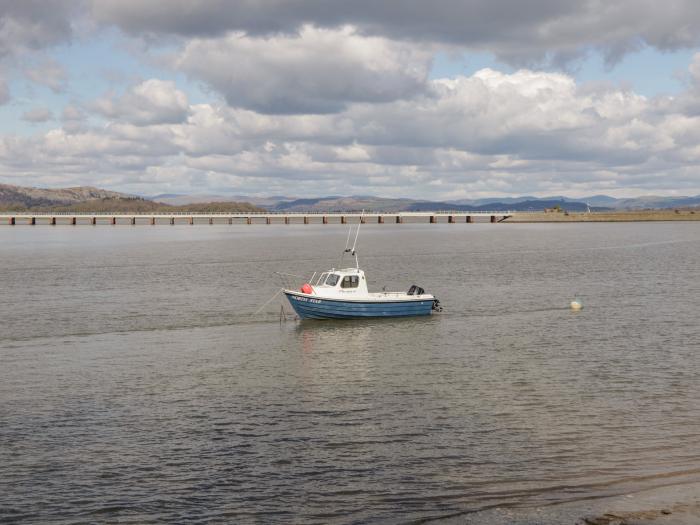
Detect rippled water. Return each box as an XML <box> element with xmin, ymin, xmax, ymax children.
<box><xmin>1</xmin><ymin>223</ymin><xmax>699</xmax><ymax>524</ymax></box>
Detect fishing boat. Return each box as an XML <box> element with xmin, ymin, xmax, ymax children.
<box><xmin>283</xmin><ymin>215</ymin><xmax>441</xmax><ymax>320</ymax></box>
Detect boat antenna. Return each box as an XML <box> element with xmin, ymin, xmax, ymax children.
<box><xmin>344</xmin><ymin>215</ymin><xmax>353</xmax><ymax>252</ymax></box>
<box><xmin>339</xmin><ymin>212</ymin><xmax>353</xmax><ymax>267</ymax></box>
<box><xmin>350</xmin><ymin>210</ymin><xmax>364</xmax><ymax>268</ymax></box>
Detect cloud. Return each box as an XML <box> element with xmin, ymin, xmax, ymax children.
<box><xmin>92</xmin><ymin>0</ymin><xmax>700</xmax><ymax>66</ymax></box>
<box><xmin>4</xmin><ymin>60</ymin><xmax>700</xmax><ymax>197</ymax></box>
<box><xmin>62</xmin><ymin>105</ymin><xmax>85</xmax><ymax>121</ymax></box>
<box><xmin>0</xmin><ymin>75</ymin><xmax>8</xmax><ymax>104</ymax></box>
<box><xmin>24</xmin><ymin>58</ymin><xmax>67</xmax><ymax>92</ymax></box>
<box><xmin>60</xmin><ymin>105</ymin><xmax>87</xmax><ymax>133</ymax></box>
<box><xmin>4</xmin><ymin>1</ymin><xmax>700</xmax><ymax>197</ymax></box>
<box><xmin>22</xmin><ymin>107</ymin><xmax>53</xmax><ymax>123</ymax></box>
<box><xmin>94</xmin><ymin>79</ymin><xmax>189</xmax><ymax>125</ymax></box>
<box><xmin>0</xmin><ymin>0</ymin><xmax>77</xmax><ymax>58</ymax></box>
<box><xmin>175</xmin><ymin>25</ymin><xmax>431</xmax><ymax>114</ymax></box>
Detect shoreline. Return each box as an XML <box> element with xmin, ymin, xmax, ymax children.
<box><xmin>435</xmin><ymin>481</ymin><xmax>700</xmax><ymax>525</ymax></box>
<box><xmin>503</xmin><ymin>210</ymin><xmax>700</xmax><ymax>222</ymax></box>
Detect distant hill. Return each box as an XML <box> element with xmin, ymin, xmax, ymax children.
<box><xmin>261</xmin><ymin>194</ymin><xmax>700</xmax><ymax>212</ymax></box>
<box><xmin>26</xmin><ymin>199</ymin><xmax>264</xmax><ymax>213</ymax></box>
<box><xmin>151</xmin><ymin>193</ymin><xmax>287</xmax><ymax>207</ymax></box>
<box><xmin>271</xmin><ymin>196</ymin><xmax>417</xmax><ymax>212</ymax></box>
<box><xmin>0</xmin><ymin>184</ymin><xmax>132</xmax><ymax>209</ymax></box>
<box><xmin>608</xmin><ymin>195</ymin><xmax>700</xmax><ymax>209</ymax></box>
<box><xmin>261</xmin><ymin>196</ymin><xmax>608</xmax><ymax>212</ymax></box>
<box><xmin>150</xmin><ymin>192</ymin><xmax>700</xmax><ymax>212</ymax></box>
<box><xmin>0</xmin><ymin>184</ymin><xmax>263</xmax><ymax>212</ymax></box>
<box><xmin>406</xmin><ymin>199</ymin><xmax>605</xmax><ymax>212</ymax></box>
<box><xmin>3</xmin><ymin>183</ymin><xmax>699</xmax><ymax>213</ymax></box>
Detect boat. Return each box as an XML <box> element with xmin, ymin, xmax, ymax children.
<box><xmin>283</xmin><ymin>215</ymin><xmax>441</xmax><ymax>320</ymax></box>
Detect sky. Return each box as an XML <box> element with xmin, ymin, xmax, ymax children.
<box><xmin>2</xmin><ymin>1</ymin><xmax>700</xmax><ymax>199</ymax></box>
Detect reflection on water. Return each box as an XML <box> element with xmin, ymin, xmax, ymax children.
<box><xmin>1</xmin><ymin>223</ymin><xmax>700</xmax><ymax>524</ymax></box>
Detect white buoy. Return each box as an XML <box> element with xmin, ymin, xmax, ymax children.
<box><xmin>570</xmin><ymin>298</ymin><xmax>583</xmax><ymax>310</ymax></box>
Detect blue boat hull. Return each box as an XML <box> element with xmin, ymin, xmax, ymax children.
<box><xmin>284</xmin><ymin>291</ymin><xmax>434</xmax><ymax>319</ymax></box>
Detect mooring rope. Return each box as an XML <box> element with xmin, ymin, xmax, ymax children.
<box><xmin>252</xmin><ymin>288</ymin><xmax>284</xmax><ymax>316</ymax></box>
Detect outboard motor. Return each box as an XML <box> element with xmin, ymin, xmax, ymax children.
<box><xmin>432</xmin><ymin>298</ymin><xmax>442</xmax><ymax>312</ymax></box>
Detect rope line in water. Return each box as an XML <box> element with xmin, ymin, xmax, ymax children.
<box><xmin>252</xmin><ymin>288</ymin><xmax>284</xmax><ymax>315</ymax></box>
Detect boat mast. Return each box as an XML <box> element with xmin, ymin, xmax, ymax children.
<box><xmin>340</xmin><ymin>210</ymin><xmax>364</xmax><ymax>268</ymax></box>
<box><xmin>350</xmin><ymin>210</ymin><xmax>363</xmax><ymax>268</ymax></box>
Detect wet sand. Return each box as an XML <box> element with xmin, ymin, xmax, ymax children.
<box><xmin>435</xmin><ymin>482</ymin><xmax>700</xmax><ymax>525</ymax></box>
<box><xmin>506</xmin><ymin>210</ymin><xmax>700</xmax><ymax>222</ymax></box>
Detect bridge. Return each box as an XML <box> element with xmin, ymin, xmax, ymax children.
<box><xmin>0</xmin><ymin>211</ymin><xmax>518</xmax><ymax>225</ymax></box>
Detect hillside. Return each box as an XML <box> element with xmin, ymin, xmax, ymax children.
<box><xmin>0</xmin><ymin>184</ymin><xmax>263</xmax><ymax>212</ymax></box>
<box><xmin>0</xmin><ymin>184</ymin><xmax>131</xmax><ymax>209</ymax></box>
<box><xmin>3</xmin><ymin>183</ymin><xmax>699</xmax><ymax>213</ymax></box>
<box><xmin>266</xmin><ymin>196</ymin><xmax>607</xmax><ymax>212</ymax></box>
<box><xmin>23</xmin><ymin>199</ymin><xmax>264</xmax><ymax>213</ymax></box>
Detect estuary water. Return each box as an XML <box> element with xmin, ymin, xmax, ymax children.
<box><xmin>1</xmin><ymin>223</ymin><xmax>699</xmax><ymax>524</ymax></box>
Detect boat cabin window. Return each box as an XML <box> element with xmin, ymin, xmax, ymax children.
<box><xmin>325</xmin><ymin>273</ymin><xmax>340</xmax><ymax>286</ymax></box>
<box><xmin>341</xmin><ymin>275</ymin><xmax>359</xmax><ymax>288</ymax></box>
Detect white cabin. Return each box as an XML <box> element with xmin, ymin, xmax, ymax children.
<box><xmin>310</xmin><ymin>268</ymin><xmax>369</xmax><ymax>298</ymax></box>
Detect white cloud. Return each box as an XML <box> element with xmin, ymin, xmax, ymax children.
<box><xmin>22</xmin><ymin>106</ymin><xmax>53</xmax><ymax>123</ymax></box>
<box><xmin>175</xmin><ymin>25</ymin><xmax>432</xmax><ymax>114</ymax></box>
<box><xmin>24</xmin><ymin>58</ymin><xmax>67</xmax><ymax>92</ymax></box>
<box><xmin>94</xmin><ymin>79</ymin><xmax>189</xmax><ymax>126</ymax></box>
<box><xmin>3</xmin><ymin>55</ymin><xmax>700</xmax><ymax>198</ymax></box>
<box><xmin>61</xmin><ymin>105</ymin><xmax>84</xmax><ymax>121</ymax></box>
<box><xmin>4</xmin><ymin>1</ymin><xmax>700</xmax><ymax>197</ymax></box>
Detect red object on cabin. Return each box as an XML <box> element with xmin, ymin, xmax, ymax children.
<box><xmin>300</xmin><ymin>283</ymin><xmax>313</xmax><ymax>294</ymax></box>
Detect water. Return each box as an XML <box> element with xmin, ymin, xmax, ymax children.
<box><xmin>1</xmin><ymin>223</ymin><xmax>699</xmax><ymax>524</ymax></box>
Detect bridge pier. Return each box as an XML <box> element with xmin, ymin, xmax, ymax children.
<box><xmin>170</xmin><ymin>218</ymin><xmax>175</xmax><ymax>225</ymax></box>
<box><xmin>466</xmin><ymin>216</ymin><xmax>472</xmax><ymax>223</ymax></box>
<box><xmin>430</xmin><ymin>215</ymin><xmax>436</xmax><ymax>224</ymax></box>
<box><xmin>151</xmin><ymin>217</ymin><xmax>156</xmax><ymax>225</ymax></box>
<box><xmin>189</xmin><ymin>217</ymin><xmax>194</xmax><ymax>225</ymax></box>
<box><xmin>396</xmin><ymin>216</ymin><xmax>402</xmax><ymax>224</ymax></box>
<box><xmin>131</xmin><ymin>217</ymin><xmax>136</xmax><ymax>225</ymax></box>
<box><xmin>50</xmin><ymin>217</ymin><xmax>56</xmax><ymax>226</ymax></box>
<box><xmin>448</xmin><ymin>215</ymin><xmax>455</xmax><ymax>223</ymax></box>
<box><xmin>111</xmin><ymin>217</ymin><xmax>116</xmax><ymax>225</ymax></box>
<box><xmin>378</xmin><ymin>216</ymin><xmax>384</xmax><ymax>224</ymax></box>
<box><xmin>285</xmin><ymin>217</ymin><xmax>290</xmax><ymax>225</ymax></box>
<box><xmin>247</xmin><ymin>217</ymin><xmax>252</xmax><ymax>225</ymax></box>
<box><xmin>209</xmin><ymin>218</ymin><xmax>214</xmax><ymax>225</ymax></box>
<box><xmin>30</xmin><ymin>217</ymin><xmax>35</xmax><ymax>225</ymax></box>
<box><xmin>71</xmin><ymin>217</ymin><xmax>76</xmax><ymax>225</ymax></box>
<box><xmin>304</xmin><ymin>217</ymin><xmax>309</xmax><ymax>224</ymax></box>
<box><xmin>341</xmin><ymin>216</ymin><xmax>346</xmax><ymax>224</ymax></box>
<box><xmin>322</xmin><ymin>216</ymin><xmax>328</xmax><ymax>224</ymax></box>
<box><xmin>490</xmin><ymin>215</ymin><xmax>496</xmax><ymax>223</ymax></box>
<box><xmin>266</xmin><ymin>217</ymin><xmax>272</xmax><ymax>224</ymax></box>
<box><xmin>92</xmin><ymin>217</ymin><xmax>97</xmax><ymax>225</ymax></box>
